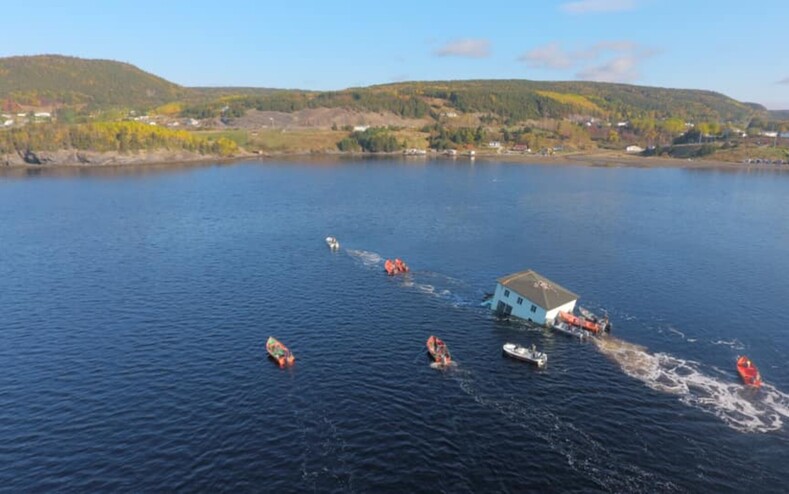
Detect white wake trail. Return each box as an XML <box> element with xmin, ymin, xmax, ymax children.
<box><xmin>593</xmin><ymin>336</ymin><xmax>789</xmax><ymax>433</ymax></box>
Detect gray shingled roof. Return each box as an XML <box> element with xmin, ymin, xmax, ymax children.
<box><xmin>497</xmin><ymin>270</ymin><xmax>579</xmax><ymax>310</ymax></box>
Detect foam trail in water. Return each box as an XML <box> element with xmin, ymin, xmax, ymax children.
<box><xmin>710</xmin><ymin>338</ymin><xmax>745</xmax><ymax>350</ymax></box>
<box><xmin>593</xmin><ymin>336</ymin><xmax>789</xmax><ymax>433</ymax></box>
<box><xmin>401</xmin><ymin>271</ymin><xmax>478</xmax><ymax>308</ymax></box>
<box><xmin>347</xmin><ymin>249</ymin><xmax>476</xmax><ymax>308</ymax></box>
<box><xmin>346</xmin><ymin>249</ymin><xmax>383</xmax><ymax>268</ymax></box>
<box><xmin>429</xmin><ymin>361</ymin><xmax>458</xmax><ymax>370</ymax></box>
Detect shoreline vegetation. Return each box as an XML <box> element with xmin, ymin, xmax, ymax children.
<box><xmin>2</xmin><ymin>147</ymin><xmax>786</xmax><ymax>173</ymax></box>
<box><xmin>6</xmin><ymin>121</ymin><xmax>785</xmax><ymax>172</ymax></box>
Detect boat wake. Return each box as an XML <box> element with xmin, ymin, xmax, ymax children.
<box><xmin>593</xmin><ymin>336</ymin><xmax>789</xmax><ymax>433</ymax></box>
<box><xmin>347</xmin><ymin>249</ymin><xmax>475</xmax><ymax>307</ymax></box>
<box><xmin>451</xmin><ymin>368</ymin><xmax>680</xmax><ymax>493</ymax></box>
<box><xmin>346</xmin><ymin>249</ymin><xmax>383</xmax><ymax>268</ymax></box>
<box><xmin>429</xmin><ymin>361</ymin><xmax>458</xmax><ymax>370</ymax></box>
<box><xmin>710</xmin><ymin>338</ymin><xmax>745</xmax><ymax>350</ymax></box>
<box><xmin>402</xmin><ymin>271</ymin><xmax>476</xmax><ymax>308</ymax></box>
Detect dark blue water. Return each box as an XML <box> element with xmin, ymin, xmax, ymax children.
<box><xmin>1</xmin><ymin>159</ymin><xmax>787</xmax><ymax>493</ymax></box>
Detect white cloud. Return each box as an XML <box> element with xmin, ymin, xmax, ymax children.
<box><xmin>518</xmin><ymin>42</ymin><xmax>573</xmax><ymax>69</ymax></box>
<box><xmin>561</xmin><ymin>0</ymin><xmax>636</xmax><ymax>14</ymax></box>
<box><xmin>434</xmin><ymin>39</ymin><xmax>491</xmax><ymax>59</ymax></box>
<box><xmin>777</xmin><ymin>77</ymin><xmax>789</xmax><ymax>85</ymax></box>
<box><xmin>576</xmin><ymin>56</ymin><xmax>640</xmax><ymax>82</ymax></box>
<box><xmin>518</xmin><ymin>40</ymin><xmax>656</xmax><ymax>83</ymax></box>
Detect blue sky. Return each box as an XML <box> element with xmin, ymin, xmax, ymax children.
<box><xmin>3</xmin><ymin>0</ymin><xmax>788</xmax><ymax>108</ymax></box>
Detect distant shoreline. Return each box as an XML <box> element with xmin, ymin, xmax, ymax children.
<box><xmin>1</xmin><ymin>149</ymin><xmax>787</xmax><ymax>173</ymax></box>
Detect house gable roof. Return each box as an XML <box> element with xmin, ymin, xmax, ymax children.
<box><xmin>497</xmin><ymin>269</ymin><xmax>579</xmax><ymax>310</ymax></box>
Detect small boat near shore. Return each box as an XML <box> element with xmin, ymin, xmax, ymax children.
<box><xmin>426</xmin><ymin>335</ymin><xmax>451</xmax><ymax>366</ymax></box>
<box><xmin>266</xmin><ymin>336</ymin><xmax>295</xmax><ymax>368</ymax></box>
<box><xmin>384</xmin><ymin>258</ymin><xmax>409</xmax><ymax>276</ymax></box>
<box><xmin>736</xmin><ymin>356</ymin><xmax>762</xmax><ymax>387</ymax></box>
<box><xmin>325</xmin><ymin>236</ymin><xmax>340</xmax><ymax>250</ymax></box>
<box><xmin>551</xmin><ymin>321</ymin><xmax>589</xmax><ymax>340</ymax></box>
<box><xmin>503</xmin><ymin>343</ymin><xmax>547</xmax><ymax>367</ymax></box>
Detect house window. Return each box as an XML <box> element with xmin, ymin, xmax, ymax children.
<box><xmin>517</xmin><ymin>297</ymin><xmax>523</xmax><ymax>305</ymax></box>
<box><xmin>504</xmin><ymin>289</ymin><xmax>510</xmax><ymax>298</ymax></box>
<box><xmin>530</xmin><ymin>305</ymin><xmax>537</xmax><ymax>313</ymax></box>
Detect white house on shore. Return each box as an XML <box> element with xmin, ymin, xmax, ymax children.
<box><xmin>488</xmin><ymin>269</ymin><xmax>578</xmax><ymax>325</ymax></box>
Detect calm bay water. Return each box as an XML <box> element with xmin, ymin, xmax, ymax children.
<box><xmin>1</xmin><ymin>158</ymin><xmax>787</xmax><ymax>492</ymax></box>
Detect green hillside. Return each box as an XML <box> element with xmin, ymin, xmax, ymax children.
<box><xmin>0</xmin><ymin>55</ymin><xmax>185</xmax><ymax>108</ymax></box>
<box><xmin>768</xmin><ymin>110</ymin><xmax>789</xmax><ymax>120</ymax></box>
<box><xmin>188</xmin><ymin>79</ymin><xmax>759</xmax><ymax>124</ymax></box>
<box><xmin>0</xmin><ymin>55</ymin><xmax>770</xmax><ymax>126</ymax></box>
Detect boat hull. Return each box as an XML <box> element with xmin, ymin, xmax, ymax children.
<box><xmin>266</xmin><ymin>337</ymin><xmax>295</xmax><ymax>368</ymax></box>
<box><xmin>426</xmin><ymin>335</ymin><xmax>451</xmax><ymax>366</ymax></box>
<box><xmin>325</xmin><ymin>236</ymin><xmax>339</xmax><ymax>250</ymax></box>
<box><xmin>736</xmin><ymin>356</ymin><xmax>762</xmax><ymax>387</ymax></box>
<box><xmin>551</xmin><ymin>321</ymin><xmax>588</xmax><ymax>340</ymax></box>
<box><xmin>559</xmin><ymin>311</ymin><xmax>603</xmax><ymax>334</ymax></box>
<box><xmin>502</xmin><ymin>343</ymin><xmax>547</xmax><ymax>367</ymax></box>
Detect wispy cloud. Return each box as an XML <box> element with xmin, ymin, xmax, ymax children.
<box><xmin>518</xmin><ymin>42</ymin><xmax>573</xmax><ymax>69</ymax></box>
<box><xmin>434</xmin><ymin>39</ymin><xmax>491</xmax><ymax>59</ymax></box>
<box><xmin>561</xmin><ymin>0</ymin><xmax>636</xmax><ymax>14</ymax></box>
<box><xmin>577</xmin><ymin>56</ymin><xmax>640</xmax><ymax>82</ymax></box>
<box><xmin>777</xmin><ymin>77</ymin><xmax>789</xmax><ymax>85</ymax></box>
<box><xmin>518</xmin><ymin>40</ymin><xmax>656</xmax><ymax>83</ymax></box>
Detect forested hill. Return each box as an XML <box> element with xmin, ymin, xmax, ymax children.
<box><xmin>376</xmin><ymin>80</ymin><xmax>760</xmax><ymax>123</ymax></box>
<box><xmin>181</xmin><ymin>79</ymin><xmax>763</xmax><ymax>125</ymax></box>
<box><xmin>0</xmin><ymin>55</ymin><xmax>771</xmax><ymax>125</ymax></box>
<box><xmin>0</xmin><ymin>55</ymin><xmax>185</xmax><ymax>108</ymax></box>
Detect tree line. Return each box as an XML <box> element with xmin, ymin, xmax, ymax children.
<box><xmin>337</xmin><ymin>128</ymin><xmax>401</xmax><ymax>152</ymax></box>
<box><xmin>182</xmin><ymin>90</ymin><xmax>432</xmax><ymax>121</ymax></box>
<box><xmin>0</xmin><ymin>121</ymin><xmax>238</xmax><ymax>156</ymax></box>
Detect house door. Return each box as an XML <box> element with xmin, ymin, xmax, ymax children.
<box><xmin>497</xmin><ymin>301</ymin><xmax>513</xmax><ymax>316</ymax></box>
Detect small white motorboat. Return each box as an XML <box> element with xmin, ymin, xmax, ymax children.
<box><xmin>325</xmin><ymin>236</ymin><xmax>340</xmax><ymax>250</ymax></box>
<box><xmin>551</xmin><ymin>321</ymin><xmax>588</xmax><ymax>340</ymax></box>
<box><xmin>503</xmin><ymin>343</ymin><xmax>547</xmax><ymax>367</ymax></box>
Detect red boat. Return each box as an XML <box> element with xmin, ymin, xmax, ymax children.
<box><xmin>426</xmin><ymin>335</ymin><xmax>451</xmax><ymax>366</ymax></box>
<box><xmin>559</xmin><ymin>311</ymin><xmax>604</xmax><ymax>334</ymax></box>
<box><xmin>266</xmin><ymin>336</ymin><xmax>295</xmax><ymax>368</ymax></box>
<box><xmin>736</xmin><ymin>356</ymin><xmax>762</xmax><ymax>387</ymax></box>
<box><xmin>384</xmin><ymin>258</ymin><xmax>409</xmax><ymax>276</ymax></box>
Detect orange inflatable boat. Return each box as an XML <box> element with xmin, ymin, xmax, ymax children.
<box><xmin>736</xmin><ymin>356</ymin><xmax>762</xmax><ymax>387</ymax></box>
<box><xmin>559</xmin><ymin>311</ymin><xmax>603</xmax><ymax>334</ymax></box>
<box><xmin>384</xmin><ymin>258</ymin><xmax>409</xmax><ymax>276</ymax></box>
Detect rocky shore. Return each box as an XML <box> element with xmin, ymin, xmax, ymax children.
<box><xmin>1</xmin><ymin>148</ymin><xmax>785</xmax><ymax>172</ymax></box>
<box><xmin>0</xmin><ymin>149</ymin><xmax>251</xmax><ymax>168</ymax></box>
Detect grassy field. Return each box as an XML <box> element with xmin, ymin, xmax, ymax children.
<box><xmin>246</xmin><ymin>129</ymin><xmax>347</xmax><ymax>153</ymax></box>
<box><xmin>192</xmin><ymin>130</ymin><xmax>251</xmax><ymax>148</ymax></box>
<box><xmin>712</xmin><ymin>143</ymin><xmax>789</xmax><ymax>162</ymax></box>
